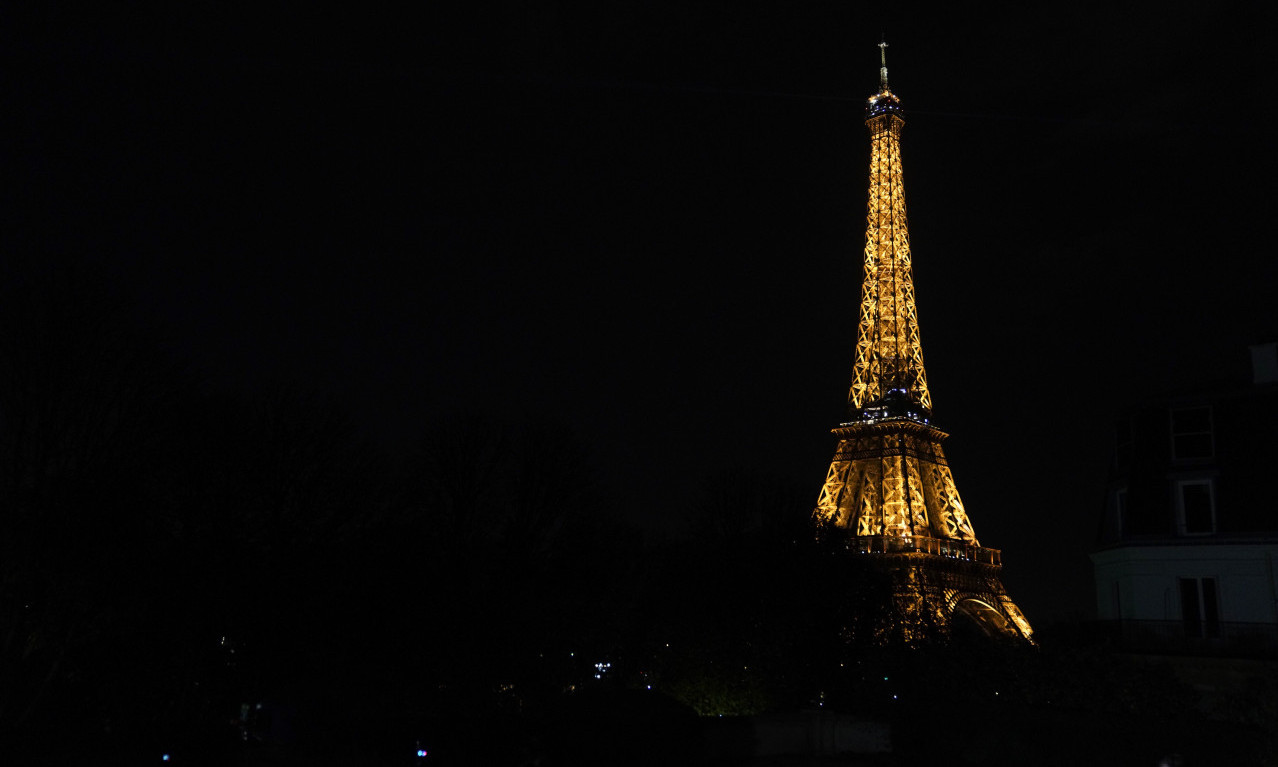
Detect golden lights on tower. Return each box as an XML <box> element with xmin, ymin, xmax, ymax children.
<box><xmin>810</xmin><ymin>42</ymin><xmax>1032</xmax><ymax>643</ymax></box>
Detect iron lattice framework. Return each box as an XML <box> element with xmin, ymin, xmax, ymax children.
<box><xmin>811</xmin><ymin>44</ymin><xmax>1032</xmax><ymax>644</ymax></box>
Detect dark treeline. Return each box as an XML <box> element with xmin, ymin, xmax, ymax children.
<box><xmin>2</xmin><ymin>261</ymin><xmax>1275</xmax><ymax>766</ymax></box>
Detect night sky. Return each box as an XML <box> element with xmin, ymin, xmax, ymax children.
<box><xmin>7</xmin><ymin>3</ymin><xmax>1278</xmax><ymax>625</ymax></box>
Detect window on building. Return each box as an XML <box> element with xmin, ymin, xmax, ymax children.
<box><xmin>1170</xmin><ymin>406</ymin><xmax>1213</xmax><ymax>460</ymax></box>
<box><xmin>1179</xmin><ymin>577</ymin><xmax>1220</xmax><ymax>638</ymax></box>
<box><xmin>1175</xmin><ymin>479</ymin><xmax>1215</xmax><ymax>535</ymax></box>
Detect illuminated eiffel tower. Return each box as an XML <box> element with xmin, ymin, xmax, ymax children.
<box><xmin>811</xmin><ymin>43</ymin><xmax>1033</xmax><ymax>644</ymax></box>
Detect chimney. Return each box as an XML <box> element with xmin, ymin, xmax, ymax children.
<box><xmin>1250</xmin><ymin>342</ymin><xmax>1278</xmax><ymax>384</ymax></box>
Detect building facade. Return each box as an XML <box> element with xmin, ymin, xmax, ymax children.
<box><xmin>1092</xmin><ymin>343</ymin><xmax>1278</xmax><ymax>655</ymax></box>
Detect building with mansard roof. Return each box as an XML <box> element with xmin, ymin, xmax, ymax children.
<box><xmin>1092</xmin><ymin>342</ymin><xmax>1278</xmax><ymax>656</ymax></box>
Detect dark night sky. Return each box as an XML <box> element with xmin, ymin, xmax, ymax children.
<box><xmin>6</xmin><ymin>3</ymin><xmax>1278</xmax><ymax>624</ymax></box>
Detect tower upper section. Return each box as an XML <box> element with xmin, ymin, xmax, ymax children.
<box><xmin>847</xmin><ymin>42</ymin><xmax>931</xmax><ymax>417</ymax></box>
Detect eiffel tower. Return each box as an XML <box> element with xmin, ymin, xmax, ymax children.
<box><xmin>811</xmin><ymin>42</ymin><xmax>1033</xmax><ymax>644</ymax></box>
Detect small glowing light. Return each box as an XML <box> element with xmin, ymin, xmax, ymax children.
<box><xmin>162</xmin><ymin>756</ymin><xmax>170</xmax><ymax>762</ymax></box>
<box><xmin>646</xmin><ymin>685</ymin><xmax>651</xmax><ymax>690</ymax></box>
<box><xmin>417</xmin><ymin>749</ymin><xmax>428</xmax><ymax>758</ymax></box>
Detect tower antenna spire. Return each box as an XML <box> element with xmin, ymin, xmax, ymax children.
<box><xmin>878</xmin><ymin>38</ymin><xmax>889</xmax><ymax>91</ymax></box>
